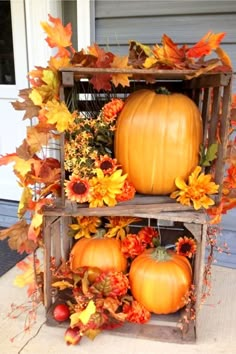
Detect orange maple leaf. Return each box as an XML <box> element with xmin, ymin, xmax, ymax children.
<box><xmin>151</xmin><ymin>34</ymin><xmax>186</xmax><ymax>68</ymax></box>
<box><xmin>41</xmin><ymin>14</ymin><xmax>73</xmax><ymax>57</ymax></box>
<box><xmin>187</xmin><ymin>32</ymin><xmax>226</xmax><ymax>58</ymax></box>
<box><xmin>0</xmin><ymin>153</ymin><xmax>17</xmax><ymax>166</ymax></box>
<box><xmin>26</xmin><ymin>126</ymin><xmax>51</xmax><ymax>153</ymax></box>
<box><xmin>0</xmin><ymin>220</ymin><xmax>36</xmax><ymax>254</ymax></box>
<box><xmin>49</xmin><ymin>56</ymin><xmax>72</xmax><ymax>71</ymax></box>
<box><xmin>28</xmin><ymin>66</ymin><xmax>45</xmax><ymax>88</ymax></box>
<box><xmin>110</xmin><ymin>55</ymin><xmax>132</xmax><ymax>87</ymax></box>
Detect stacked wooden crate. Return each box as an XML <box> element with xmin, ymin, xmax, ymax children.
<box><xmin>42</xmin><ymin>68</ymin><xmax>232</xmax><ymax>343</ymax></box>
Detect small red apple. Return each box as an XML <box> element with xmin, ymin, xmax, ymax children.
<box><xmin>64</xmin><ymin>327</ymin><xmax>82</xmax><ymax>345</ymax></box>
<box><xmin>53</xmin><ymin>303</ymin><xmax>70</xmax><ymax>322</ymax></box>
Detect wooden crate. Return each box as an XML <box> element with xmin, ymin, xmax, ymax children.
<box><xmin>40</xmin><ymin>68</ymin><xmax>230</xmax><ymax>343</ymax></box>
<box><xmin>57</xmin><ymin>68</ymin><xmax>232</xmax><ymax>205</ymax></box>
<box><xmin>42</xmin><ymin>200</ymin><xmax>207</xmax><ymax>343</ymax></box>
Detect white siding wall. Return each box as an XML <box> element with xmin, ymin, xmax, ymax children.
<box><xmin>95</xmin><ymin>0</ymin><xmax>236</xmax><ymax>89</ymax></box>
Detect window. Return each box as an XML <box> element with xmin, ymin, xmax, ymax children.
<box><xmin>0</xmin><ymin>0</ymin><xmax>15</xmax><ymax>85</ymax></box>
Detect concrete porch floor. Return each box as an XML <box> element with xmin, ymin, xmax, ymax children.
<box><xmin>0</xmin><ymin>262</ymin><xmax>236</xmax><ymax>354</ymax></box>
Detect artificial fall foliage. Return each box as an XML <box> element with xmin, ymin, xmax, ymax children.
<box><xmin>0</xmin><ymin>14</ymin><xmax>235</xmax><ymax>345</ymax></box>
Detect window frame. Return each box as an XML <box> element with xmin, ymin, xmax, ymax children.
<box><xmin>0</xmin><ymin>0</ymin><xmax>29</xmax><ymax>98</ymax></box>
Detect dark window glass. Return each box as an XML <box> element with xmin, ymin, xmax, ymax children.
<box><xmin>0</xmin><ymin>0</ymin><xmax>15</xmax><ymax>84</ymax></box>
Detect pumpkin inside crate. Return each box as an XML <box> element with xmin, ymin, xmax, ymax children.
<box><xmin>59</xmin><ymin>69</ymin><xmax>232</xmax><ymax>207</ymax></box>
<box><xmin>43</xmin><ymin>212</ymin><xmax>207</xmax><ymax>343</ymax></box>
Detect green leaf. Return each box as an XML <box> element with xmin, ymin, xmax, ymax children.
<box><xmin>200</xmin><ymin>143</ymin><xmax>218</xmax><ymax>167</ymax></box>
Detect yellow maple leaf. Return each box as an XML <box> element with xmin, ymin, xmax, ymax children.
<box><xmin>18</xmin><ymin>186</ymin><xmax>33</xmax><ymax>218</ymax></box>
<box><xmin>42</xmin><ymin>69</ymin><xmax>59</xmax><ymax>91</ymax></box>
<box><xmin>14</xmin><ymin>256</ymin><xmax>41</xmax><ymax>296</ymax></box>
<box><xmin>44</xmin><ymin>99</ymin><xmax>76</xmax><ymax>132</ymax></box>
<box><xmin>29</xmin><ymin>89</ymin><xmax>43</xmax><ymax>106</ymax></box>
<box><xmin>111</xmin><ymin>55</ymin><xmax>132</xmax><ymax>87</ymax></box>
<box><xmin>29</xmin><ymin>69</ymin><xmax>59</xmax><ymax>106</ymax></box>
<box><xmin>143</xmin><ymin>56</ymin><xmax>158</xmax><ymax>69</ymax></box>
<box><xmin>215</xmin><ymin>47</ymin><xmax>232</xmax><ymax>68</ymax></box>
<box><xmin>14</xmin><ymin>157</ymin><xmax>32</xmax><ymax>176</ymax></box>
<box><xmin>31</xmin><ymin>213</ymin><xmax>43</xmax><ymax>229</ymax></box>
<box><xmin>70</xmin><ymin>300</ymin><xmax>96</xmax><ymax>327</ymax></box>
<box><xmin>52</xmin><ymin>280</ymin><xmax>73</xmax><ymax>290</ymax></box>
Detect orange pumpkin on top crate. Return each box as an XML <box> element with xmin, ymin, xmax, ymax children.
<box><xmin>114</xmin><ymin>89</ymin><xmax>203</xmax><ymax>195</ymax></box>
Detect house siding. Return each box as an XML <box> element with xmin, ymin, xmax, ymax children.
<box><xmin>95</xmin><ymin>0</ymin><xmax>236</xmax><ymax>88</ymax></box>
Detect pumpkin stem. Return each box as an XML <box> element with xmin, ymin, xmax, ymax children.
<box><xmin>156</xmin><ymin>87</ymin><xmax>171</xmax><ymax>95</ymax></box>
<box><xmin>94</xmin><ymin>228</ymin><xmax>106</xmax><ymax>239</ymax></box>
<box><xmin>152</xmin><ymin>246</ymin><xmax>172</xmax><ymax>262</ymax></box>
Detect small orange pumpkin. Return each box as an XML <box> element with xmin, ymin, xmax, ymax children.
<box><xmin>129</xmin><ymin>247</ymin><xmax>192</xmax><ymax>314</ymax></box>
<box><xmin>114</xmin><ymin>89</ymin><xmax>203</xmax><ymax>195</ymax></box>
<box><xmin>69</xmin><ymin>237</ymin><xmax>127</xmax><ymax>273</ymax></box>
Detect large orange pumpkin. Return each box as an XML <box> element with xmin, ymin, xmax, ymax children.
<box><xmin>69</xmin><ymin>237</ymin><xmax>127</xmax><ymax>273</ymax></box>
<box><xmin>129</xmin><ymin>247</ymin><xmax>192</xmax><ymax>314</ymax></box>
<box><xmin>114</xmin><ymin>89</ymin><xmax>203</xmax><ymax>195</ymax></box>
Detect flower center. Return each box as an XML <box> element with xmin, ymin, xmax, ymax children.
<box><xmin>72</xmin><ymin>182</ymin><xmax>87</xmax><ymax>195</ymax></box>
<box><xmin>100</xmin><ymin>160</ymin><xmax>113</xmax><ymax>171</ymax></box>
<box><xmin>180</xmin><ymin>243</ymin><xmax>191</xmax><ymax>253</ymax></box>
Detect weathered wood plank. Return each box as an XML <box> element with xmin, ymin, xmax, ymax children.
<box><xmin>43</xmin><ymin>216</ymin><xmax>54</xmax><ymax>309</ymax></box>
<box><xmin>60</xmin><ymin>67</ymin><xmax>232</xmax><ymax>85</ymax></box>
<box><xmin>95</xmin><ymin>0</ymin><xmax>236</xmax><ymax>18</ymax></box>
<box><xmin>43</xmin><ymin>202</ymin><xmax>207</xmax><ymax>225</ymax></box>
<box><xmin>46</xmin><ymin>294</ymin><xmax>196</xmax><ymax>342</ymax></box>
<box><xmin>214</xmin><ymin>78</ymin><xmax>232</xmax><ymax>195</ymax></box>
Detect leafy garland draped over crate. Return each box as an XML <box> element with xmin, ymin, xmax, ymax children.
<box><xmin>0</xmin><ymin>14</ymin><xmax>235</xmax><ymax>343</ymax></box>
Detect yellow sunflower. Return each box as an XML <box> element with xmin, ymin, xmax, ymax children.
<box><xmin>170</xmin><ymin>166</ymin><xmax>219</xmax><ymax>210</ymax></box>
<box><xmin>69</xmin><ymin>216</ymin><xmax>101</xmax><ymax>239</ymax></box>
<box><xmin>65</xmin><ymin>175</ymin><xmax>90</xmax><ymax>203</ymax></box>
<box><xmin>89</xmin><ymin>168</ymin><xmax>127</xmax><ymax>207</ymax></box>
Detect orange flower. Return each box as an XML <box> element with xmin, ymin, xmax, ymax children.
<box><xmin>224</xmin><ymin>164</ymin><xmax>236</xmax><ymax>189</ymax></box>
<box><xmin>123</xmin><ymin>300</ymin><xmax>151</xmax><ymax>324</ymax></box>
<box><xmin>65</xmin><ymin>175</ymin><xmax>90</xmax><ymax>203</ymax></box>
<box><xmin>175</xmin><ymin>236</ymin><xmax>197</xmax><ymax>258</ymax></box>
<box><xmin>90</xmin><ymin>271</ymin><xmax>129</xmax><ymax>297</ymax></box>
<box><xmin>101</xmin><ymin>98</ymin><xmax>124</xmax><ymax>123</ymax></box>
<box><xmin>170</xmin><ymin>166</ymin><xmax>219</xmax><ymax>210</ymax></box>
<box><xmin>138</xmin><ymin>226</ymin><xmax>159</xmax><ymax>247</ymax></box>
<box><xmin>121</xmin><ymin>234</ymin><xmax>146</xmax><ymax>258</ymax></box>
<box><xmin>95</xmin><ymin>155</ymin><xmax>119</xmax><ymax>175</ymax></box>
<box><xmin>116</xmin><ymin>179</ymin><xmax>136</xmax><ymax>202</ymax></box>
